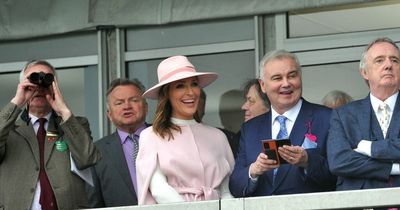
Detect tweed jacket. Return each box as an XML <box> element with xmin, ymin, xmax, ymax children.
<box><xmin>0</xmin><ymin>102</ymin><xmax>101</xmax><ymax>210</ymax></box>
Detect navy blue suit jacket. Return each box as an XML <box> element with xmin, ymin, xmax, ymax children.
<box><xmin>328</xmin><ymin>94</ymin><xmax>400</xmax><ymax>190</ymax></box>
<box><xmin>229</xmin><ymin>99</ymin><xmax>336</xmax><ymax>197</ymax></box>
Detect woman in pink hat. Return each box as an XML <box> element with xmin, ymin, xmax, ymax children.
<box><xmin>136</xmin><ymin>55</ymin><xmax>235</xmax><ymax>205</ymax></box>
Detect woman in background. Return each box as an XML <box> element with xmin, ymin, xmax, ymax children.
<box><xmin>136</xmin><ymin>55</ymin><xmax>234</xmax><ymax>205</ymax></box>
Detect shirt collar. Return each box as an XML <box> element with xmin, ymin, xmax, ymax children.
<box><xmin>370</xmin><ymin>92</ymin><xmax>398</xmax><ymax>113</ymax></box>
<box><xmin>117</xmin><ymin>122</ymin><xmax>147</xmax><ymax>144</ymax></box>
<box><xmin>29</xmin><ymin>112</ymin><xmax>52</xmax><ymax>125</ymax></box>
<box><xmin>271</xmin><ymin>99</ymin><xmax>303</xmax><ymax>123</ymax></box>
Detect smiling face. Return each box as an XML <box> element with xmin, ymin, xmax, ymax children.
<box><xmin>107</xmin><ymin>85</ymin><xmax>148</xmax><ymax>133</ymax></box>
<box><xmin>24</xmin><ymin>64</ymin><xmax>54</xmax><ymax>117</ymax></box>
<box><xmin>361</xmin><ymin>41</ymin><xmax>400</xmax><ymax>100</ymax></box>
<box><xmin>242</xmin><ymin>85</ymin><xmax>269</xmax><ymax>122</ymax></box>
<box><xmin>168</xmin><ymin>77</ymin><xmax>200</xmax><ymax>120</ymax></box>
<box><xmin>260</xmin><ymin>57</ymin><xmax>302</xmax><ymax>114</ymax></box>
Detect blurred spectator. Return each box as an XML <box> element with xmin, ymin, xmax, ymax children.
<box><xmin>322</xmin><ymin>90</ymin><xmax>353</xmax><ymax>109</ymax></box>
<box><xmin>242</xmin><ymin>79</ymin><xmax>270</xmax><ymax>122</ymax></box>
<box><xmin>198</xmin><ymin>89</ymin><xmax>236</xmax><ymax>157</ymax></box>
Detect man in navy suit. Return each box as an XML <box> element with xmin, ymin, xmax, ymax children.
<box><xmin>86</xmin><ymin>78</ymin><xmax>149</xmax><ymax>207</ymax></box>
<box><xmin>328</xmin><ymin>37</ymin><xmax>400</xmax><ymax>190</ymax></box>
<box><xmin>229</xmin><ymin>49</ymin><xmax>336</xmax><ymax>197</ymax></box>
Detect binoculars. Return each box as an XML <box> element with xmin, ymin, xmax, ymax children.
<box><xmin>28</xmin><ymin>72</ymin><xmax>54</xmax><ymax>88</ymax></box>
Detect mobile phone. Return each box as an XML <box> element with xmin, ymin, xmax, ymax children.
<box><xmin>262</xmin><ymin>139</ymin><xmax>292</xmax><ymax>164</ymax></box>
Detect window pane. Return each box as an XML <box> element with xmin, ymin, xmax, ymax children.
<box><xmin>128</xmin><ymin>51</ymin><xmax>255</xmax><ymax>132</ymax></box>
<box><xmin>288</xmin><ymin>2</ymin><xmax>400</xmax><ymax>38</ymax></box>
<box><xmin>126</xmin><ymin>18</ymin><xmax>254</xmax><ymax>51</ymax></box>
<box><xmin>0</xmin><ymin>32</ymin><xmax>97</xmax><ymax>63</ymax></box>
<box><xmin>0</xmin><ymin>66</ymin><xmax>100</xmax><ymax>140</ymax></box>
<box><xmin>302</xmin><ymin>62</ymin><xmax>369</xmax><ymax>105</ymax></box>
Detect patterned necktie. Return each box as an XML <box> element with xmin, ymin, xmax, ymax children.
<box><xmin>127</xmin><ymin>134</ymin><xmax>140</xmax><ymax>192</ymax></box>
<box><xmin>272</xmin><ymin>115</ymin><xmax>288</xmax><ymax>185</ymax></box>
<box><xmin>378</xmin><ymin>103</ymin><xmax>390</xmax><ymax>138</ymax></box>
<box><xmin>129</xmin><ymin>134</ymin><xmax>139</xmax><ymax>167</ymax></box>
<box><xmin>276</xmin><ymin>115</ymin><xmax>288</xmax><ymax>139</ymax></box>
<box><xmin>37</xmin><ymin>118</ymin><xmax>58</xmax><ymax>210</ymax></box>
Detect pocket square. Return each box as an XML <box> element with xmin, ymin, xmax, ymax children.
<box><xmin>302</xmin><ymin>136</ymin><xmax>317</xmax><ymax>149</ymax></box>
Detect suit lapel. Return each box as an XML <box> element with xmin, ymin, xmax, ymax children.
<box><xmin>44</xmin><ymin>115</ymin><xmax>60</xmax><ymax>165</ymax></box>
<box><xmin>258</xmin><ymin>113</ymin><xmax>274</xmax><ymax>185</ymax></box>
<box><xmin>259</xmin><ymin>112</ymin><xmax>272</xmax><ymax>141</ymax></box>
<box><xmin>387</xmin><ymin>94</ymin><xmax>400</xmax><ymax>139</ymax></box>
<box><xmin>15</xmin><ymin>119</ymin><xmax>40</xmax><ymax>167</ymax></box>
<box><xmin>290</xmin><ymin>100</ymin><xmax>311</xmax><ymax>147</ymax></box>
<box><xmin>357</xmin><ymin>95</ymin><xmax>379</xmax><ymax>140</ymax></box>
<box><xmin>106</xmin><ymin>132</ymin><xmax>136</xmax><ymax>194</ymax></box>
<box><xmin>273</xmin><ymin>100</ymin><xmax>310</xmax><ymax>190</ymax></box>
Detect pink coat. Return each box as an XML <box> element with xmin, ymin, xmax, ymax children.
<box><xmin>136</xmin><ymin>122</ymin><xmax>234</xmax><ymax>205</ymax></box>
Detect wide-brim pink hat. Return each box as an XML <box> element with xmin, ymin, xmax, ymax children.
<box><xmin>143</xmin><ymin>55</ymin><xmax>218</xmax><ymax>99</ymax></box>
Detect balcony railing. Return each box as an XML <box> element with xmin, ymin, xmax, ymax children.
<box><xmin>89</xmin><ymin>187</ymin><xmax>400</xmax><ymax>210</ymax></box>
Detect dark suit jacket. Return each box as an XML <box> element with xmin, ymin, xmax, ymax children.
<box><xmin>229</xmin><ymin>99</ymin><xmax>336</xmax><ymax>197</ymax></box>
<box><xmin>0</xmin><ymin>103</ymin><xmax>101</xmax><ymax>210</ymax></box>
<box><xmin>218</xmin><ymin>127</ymin><xmax>239</xmax><ymax>159</ymax></box>
<box><xmin>328</xmin><ymin>94</ymin><xmax>400</xmax><ymax>190</ymax></box>
<box><xmin>86</xmin><ymin>125</ymin><xmax>148</xmax><ymax>208</ymax></box>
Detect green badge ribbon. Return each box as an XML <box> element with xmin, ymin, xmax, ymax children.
<box><xmin>55</xmin><ymin>140</ymin><xmax>68</xmax><ymax>152</ymax></box>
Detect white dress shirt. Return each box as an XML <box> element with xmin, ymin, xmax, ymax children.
<box><xmin>270</xmin><ymin>99</ymin><xmax>302</xmax><ymax>139</ymax></box>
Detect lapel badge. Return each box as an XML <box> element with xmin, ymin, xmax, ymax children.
<box><xmin>55</xmin><ymin>140</ymin><xmax>68</xmax><ymax>152</ymax></box>
<box><xmin>46</xmin><ymin>131</ymin><xmax>59</xmax><ymax>142</ymax></box>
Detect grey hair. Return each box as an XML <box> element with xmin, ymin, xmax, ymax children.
<box><xmin>259</xmin><ymin>49</ymin><xmax>301</xmax><ymax>81</ymax></box>
<box><xmin>359</xmin><ymin>37</ymin><xmax>399</xmax><ymax>71</ymax></box>
<box><xmin>322</xmin><ymin>90</ymin><xmax>353</xmax><ymax>108</ymax></box>
<box><xmin>19</xmin><ymin>60</ymin><xmax>57</xmax><ymax>82</ymax></box>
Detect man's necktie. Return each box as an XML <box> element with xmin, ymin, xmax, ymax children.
<box><xmin>37</xmin><ymin>118</ymin><xmax>58</xmax><ymax>210</ymax></box>
<box><xmin>272</xmin><ymin>115</ymin><xmax>288</xmax><ymax>185</ymax></box>
<box><xmin>378</xmin><ymin>103</ymin><xmax>390</xmax><ymax>138</ymax></box>
<box><xmin>276</xmin><ymin>115</ymin><xmax>288</xmax><ymax>139</ymax></box>
<box><xmin>377</xmin><ymin>104</ymin><xmax>398</xmax><ymax>198</ymax></box>
<box><xmin>130</xmin><ymin>134</ymin><xmax>139</xmax><ymax>167</ymax></box>
<box><xmin>128</xmin><ymin>134</ymin><xmax>139</xmax><ymax>190</ymax></box>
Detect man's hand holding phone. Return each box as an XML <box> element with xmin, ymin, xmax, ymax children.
<box><xmin>262</xmin><ymin>139</ymin><xmax>292</xmax><ymax>165</ymax></box>
<box><xmin>278</xmin><ymin>145</ymin><xmax>309</xmax><ymax>168</ymax></box>
<box><xmin>249</xmin><ymin>153</ymin><xmax>279</xmax><ymax>179</ymax></box>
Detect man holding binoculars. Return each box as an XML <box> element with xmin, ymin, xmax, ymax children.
<box><xmin>0</xmin><ymin>60</ymin><xmax>101</xmax><ymax>210</ymax></box>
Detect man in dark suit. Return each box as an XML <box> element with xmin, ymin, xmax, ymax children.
<box><xmin>197</xmin><ymin>89</ymin><xmax>237</xmax><ymax>158</ymax></box>
<box><xmin>328</xmin><ymin>37</ymin><xmax>400</xmax><ymax>190</ymax></box>
<box><xmin>86</xmin><ymin>78</ymin><xmax>148</xmax><ymax>207</ymax></box>
<box><xmin>0</xmin><ymin>60</ymin><xmax>101</xmax><ymax>210</ymax></box>
<box><xmin>229</xmin><ymin>49</ymin><xmax>336</xmax><ymax>197</ymax></box>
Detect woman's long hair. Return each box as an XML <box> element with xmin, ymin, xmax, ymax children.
<box><xmin>152</xmin><ymin>83</ymin><xmax>201</xmax><ymax>140</ymax></box>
